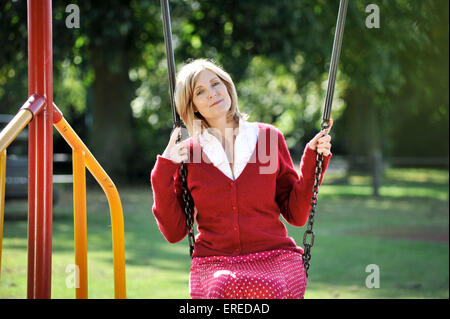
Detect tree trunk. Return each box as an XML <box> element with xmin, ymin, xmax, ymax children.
<box><xmin>343</xmin><ymin>87</ymin><xmax>383</xmax><ymax>196</ymax></box>
<box><xmin>344</xmin><ymin>88</ymin><xmax>369</xmax><ymax>171</ymax></box>
<box><xmin>90</xmin><ymin>48</ymin><xmax>134</xmax><ymax>183</ymax></box>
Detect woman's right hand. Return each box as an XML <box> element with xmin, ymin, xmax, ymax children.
<box><xmin>161</xmin><ymin>126</ymin><xmax>190</xmax><ymax>163</ymax></box>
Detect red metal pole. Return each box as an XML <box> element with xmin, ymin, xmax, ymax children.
<box><xmin>27</xmin><ymin>0</ymin><xmax>53</xmax><ymax>299</ymax></box>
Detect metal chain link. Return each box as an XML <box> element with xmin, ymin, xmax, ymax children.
<box><xmin>302</xmin><ymin>152</ymin><xmax>324</xmax><ymax>278</ymax></box>
<box><xmin>301</xmin><ymin>0</ymin><xmax>348</xmax><ymax>277</ymax></box>
<box><xmin>176</xmin><ymin>130</ymin><xmax>195</xmax><ymax>258</ymax></box>
<box><xmin>302</xmin><ymin>123</ymin><xmax>330</xmax><ymax>278</ymax></box>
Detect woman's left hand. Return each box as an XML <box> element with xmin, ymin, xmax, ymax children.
<box><xmin>308</xmin><ymin>119</ymin><xmax>333</xmax><ymax>156</ymax></box>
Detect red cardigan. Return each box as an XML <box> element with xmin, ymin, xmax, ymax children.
<box><xmin>150</xmin><ymin>123</ymin><xmax>331</xmax><ymax>258</ymax></box>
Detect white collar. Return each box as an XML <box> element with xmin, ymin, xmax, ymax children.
<box><xmin>198</xmin><ymin>118</ymin><xmax>259</xmax><ymax>180</ymax></box>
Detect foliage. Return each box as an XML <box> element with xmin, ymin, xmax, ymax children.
<box><xmin>0</xmin><ymin>0</ymin><xmax>448</xmax><ymax>181</ymax></box>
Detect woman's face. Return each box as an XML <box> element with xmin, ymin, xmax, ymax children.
<box><xmin>192</xmin><ymin>69</ymin><xmax>232</xmax><ymax>123</ymax></box>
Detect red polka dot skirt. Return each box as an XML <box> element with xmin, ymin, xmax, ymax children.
<box><xmin>189</xmin><ymin>249</ymin><xmax>307</xmax><ymax>299</ymax></box>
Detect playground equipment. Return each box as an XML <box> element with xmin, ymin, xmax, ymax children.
<box><xmin>0</xmin><ymin>0</ymin><xmax>126</xmax><ymax>299</ymax></box>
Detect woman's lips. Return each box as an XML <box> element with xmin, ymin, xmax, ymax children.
<box><xmin>211</xmin><ymin>99</ymin><xmax>223</xmax><ymax>107</ymax></box>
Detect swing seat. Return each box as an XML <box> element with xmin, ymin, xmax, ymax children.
<box><xmin>189</xmin><ymin>249</ymin><xmax>306</xmax><ymax>299</ymax></box>
<box><xmin>221</xmin><ymin>271</ymin><xmax>293</xmax><ymax>299</ymax></box>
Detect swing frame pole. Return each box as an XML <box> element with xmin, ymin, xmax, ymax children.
<box><xmin>27</xmin><ymin>0</ymin><xmax>54</xmax><ymax>298</ymax></box>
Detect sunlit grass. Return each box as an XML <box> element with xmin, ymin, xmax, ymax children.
<box><xmin>384</xmin><ymin>168</ymin><xmax>449</xmax><ymax>184</ymax></box>
<box><xmin>0</xmin><ymin>168</ymin><xmax>448</xmax><ymax>299</ymax></box>
<box><xmin>319</xmin><ymin>184</ymin><xmax>449</xmax><ymax>200</ymax></box>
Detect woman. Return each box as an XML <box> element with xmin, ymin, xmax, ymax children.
<box><xmin>150</xmin><ymin>59</ymin><xmax>333</xmax><ymax>299</ymax></box>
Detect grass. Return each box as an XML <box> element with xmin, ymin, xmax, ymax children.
<box><xmin>0</xmin><ymin>167</ymin><xmax>448</xmax><ymax>299</ymax></box>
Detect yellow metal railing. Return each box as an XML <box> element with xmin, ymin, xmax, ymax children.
<box><xmin>0</xmin><ymin>107</ymin><xmax>35</xmax><ymax>280</ymax></box>
<box><xmin>0</xmin><ymin>149</ymin><xmax>6</xmax><ymax>279</ymax></box>
<box><xmin>53</xmin><ymin>108</ymin><xmax>126</xmax><ymax>299</ymax></box>
<box><xmin>0</xmin><ymin>97</ymin><xmax>126</xmax><ymax>298</ymax></box>
<box><xmin>0</xmin><ymin>109</ymin><xmax>33</xmax><ymax>152</ymax></box>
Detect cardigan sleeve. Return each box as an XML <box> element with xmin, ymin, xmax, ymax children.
<box><xmin>275</xmin><ymin>130</ymin><xmax>332</xmax><ymax>227</ymax></box>
<box><xmin>150</xmin><ymin>155</ymin><xmax>190</xmax><ymax>243</ymax></box>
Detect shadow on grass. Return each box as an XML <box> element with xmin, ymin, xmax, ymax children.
<box><xmin>2</xmin><ymin>188</ymin><xmax>191</xmax><ymax>273</ymax></box>
<box><xmin>2</xmin><ymin>181</ymin><xmax>448</xmax><ymax>298</ymax></box>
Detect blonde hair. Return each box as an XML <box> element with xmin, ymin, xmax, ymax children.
<box><xmin>174</xmin><ymin>58</ymin><xmax>248</xmax><ymax>136</ymax></box>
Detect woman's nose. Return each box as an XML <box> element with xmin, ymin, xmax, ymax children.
<box><xmin>208</xmin><ymin>88</ymin><xmax>217</xmax><ymax>99</ymax></box>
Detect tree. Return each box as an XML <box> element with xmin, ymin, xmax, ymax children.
<box><xmin>1</xmin><ymin>0</ymin><xmax>447</xmax><ymax>187</ymax></box>
<box><xmin>1</xmin><ymin>0</ymin><xmax>166</xmax><ymax>182</ymax></box>
<box><xmin>52</xmin><ymin>0</ymin><xmax>166</xmax><ymax>182</ymax></box>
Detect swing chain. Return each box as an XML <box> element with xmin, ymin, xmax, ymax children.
<box><xmin>302</xmin><ymin>131</ymin><xmax>326</xmax><ymax>278</ymax></box>
<box><xmin>176</xmin><ymin>129</ymin><xmax>196</xmax><ymax>258</ymax></box>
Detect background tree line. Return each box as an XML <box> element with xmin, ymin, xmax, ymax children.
<box><xmin>0</xmin><ymin>0</ymin><xmax>448</xmax><ymax>184</ymax></box>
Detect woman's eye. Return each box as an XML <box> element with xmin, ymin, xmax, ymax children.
<box><xmin>197</xmin><ymin>90</ymin><xmax>203</xmax><ymax>96</ymax></box>
<box><xmin>213</xmin><ymin>82</ymin><xmax>220</xmax><ymax>86</ymax></box>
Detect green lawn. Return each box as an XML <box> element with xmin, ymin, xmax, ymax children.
<box><xmin>0</xmin><ymin>168</ymin><xmax>448</xmax><ymax>299</ymax></box>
